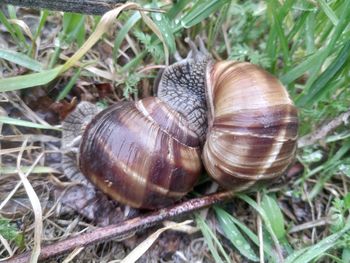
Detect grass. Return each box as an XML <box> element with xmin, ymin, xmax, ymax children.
<box><xmin>1</xmin><ymin>0</ymin><xmax>350</xmax><ymax>262</ymax></box>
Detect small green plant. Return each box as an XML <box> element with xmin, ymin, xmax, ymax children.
<box><xmin>0</xmin><ymin>217</ymin><xmax>24</xmax><ymax>248</ymax></box>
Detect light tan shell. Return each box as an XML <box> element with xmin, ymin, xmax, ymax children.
<box><xmin>202</xmin><ymin>61</ymin><xmax>298</xmax><ymax>190</ymax></box>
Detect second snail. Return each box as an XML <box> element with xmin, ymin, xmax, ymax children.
<box><xmin>61</xmin><ymin>39</ymin><xmax>298</xmax><ymax>209</ymax></box>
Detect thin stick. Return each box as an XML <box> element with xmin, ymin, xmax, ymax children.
<box><xmin>7</xmin><ymin>191</ymin><xmax>235</xmax><ymax>263</ymax></box>
<box><xmin>298</xmin><ymin>110</ymin><xmax>350</xmax><ymax>148</ymax></box>
<box><xmin>2</xmin><ymin>0</ymin><xmax>125</xmax><ymax>15</ymax></box>
<box><xmin>3</xmin><ymin>0</ymin><xmax>165</xmax><ymax>15</ymax></box>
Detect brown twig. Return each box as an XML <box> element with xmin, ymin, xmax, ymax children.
<box><xmin>7</xmin><ymin>191</ymin><xmax>235</xmax><ymax>263</ymax></box>
<box><xmin>2</xmin><ymin>0</ymin><xmax>125</xmax><ymax>15</ymax></box>
<box><xmin>2</xmin><ymin>0</ymin><xmax>166</xmax><ymax>15</ymax></box>
<box><xmin>289</xmin><ymin>218</ymin><xmax>329</xmax><ymax>234</ymax></box>
<box><xmin>298</xmin><ymin>110</ymin><xmax>350</xmax><ymax>148</ymax></box>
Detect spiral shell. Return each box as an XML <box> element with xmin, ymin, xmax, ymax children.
<box><xmin>202</xmin><ymin>61</ymin><xmax>298</xmax><ymax>190</ymax></box>
<box><xmin>62</xmin><ymin>47</ymin><xmax>299</xmax><ymax>209</ymax></box>
<box><xmin>78</xmin><ymin>97</ymin><xmax>202</xmax><ymax>209</ymax></box>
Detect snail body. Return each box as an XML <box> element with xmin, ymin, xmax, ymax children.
<box><xmin>62</xmin><ymin>42</ymin><xmax>298</xmax><ymax>209</ymax></box>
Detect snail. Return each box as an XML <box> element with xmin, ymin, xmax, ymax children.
<box><xmin>202</xmin><ymin>60</ymin><xmax>298</xmax><ymax>190</ymax></box>
<box><xmin>61</xmin><ymin>40</ymin><xmax>298</xmax><ymax>209</ymax></box>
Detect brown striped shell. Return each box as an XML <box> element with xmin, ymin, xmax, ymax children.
<box><xmin>202</xmin><ymin>61</ymin><xmax>298</xmax><ymax>191</ymax></box>
<box><xmin>78</xmin><ymin>97</ymin><xmax>202</xmax><ymax>209</ymax></box>
<box><xmin>62</xmin><ymin>49</ymin><xmax>298</xmax><ymax>210</ymax></box>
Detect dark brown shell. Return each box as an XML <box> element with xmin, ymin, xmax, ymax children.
<box><xmin>202</xmin><ymin>61</ymin><xmax>298</xmax><ymax>190</ymax></box>
<box><xmin>79</xmin><ymin>97</ymin><xmax>202</xmax><ymax>209</ymax></box>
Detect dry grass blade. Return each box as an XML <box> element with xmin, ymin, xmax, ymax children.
<box><xmin>0</xmin><ymin>146</ymin><xmax>41</xmax><ymax>155</ymax></box>
<box><xmin>16</xmin><ymin>140</ymin><xmax>43</xmax><ymax>263</ymax></box>
<box><xmin>60</xmin><ymin>2</ymin><xmax>168</xmax><ymax>74</ymax></box>
<box><xmin>59</xmin><ymin>53</ymin><xmax>122</xmax><ymax>81</ymax></box>
<box><xmin>0</xmin><ymin>234</ymin><xmax>13</xmax><ymax>259</ymax></box>
<box><xmin>120</xmin><ymin>220</ymin><xmax>193</xmax><ymax>263</ymax></box>
<box><xmin>289</xmin><ymin>218</ymin><xmax>329</xmax><ymax>234</ymax></box>
<box><xmin>8</xmin><ymin>19</ymin><xmax>34</xmax><ymax>41</ymax></box>
<box><xmin>60</xmin><ymin>2</ymin><xmax>140</xmax><ymax>73</ymax></box>
<box><xmin>0</xmin><ymin>134</ymin><xmax>61</xmax><ymax>143</ymax></box>
<box><xmin>257</xmin><ymin>192</ymin><xmax>264</xmax><ymax>263</ymax></box>
<box><xmin>3</xmin><ymin>93</ymin><xmax>52</xmax><ymax>126</ymax></box>
<box><xmin>61</xmin><ymin>247</ymin><xmax>85</xmax><ymax>263</ymax></box>
<box><xmin>0</xmin><ymin>152</ymin><xmax>44</xmax><ymax>210</ymax></box>
<box><xmin>1</xmin><ymin>166</ymin><xmax>59</xmax><ymax>175</ymax></box>
<box><xmin>163</xmin><ymin>220</ymin><xmax>198</xmax><ymax>234</ymax></box>
<box><xmin>0</xmin><ymin>106</ymin><xmax>5</xmax><ymax>179</ymax></box>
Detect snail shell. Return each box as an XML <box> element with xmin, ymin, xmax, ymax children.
<box><xmin>61</xmin><ymin>43</ymin><xmax>298</xmax><ymax>209</ymax></box>
<box><xmin>202</xmin><ymin>61</ymin><xmax>298</xmax><ymax>190</ymax></box>
<box><xmin>78</xmin><ymin>97</ymin><xmax>202</xmax><ymax>209</ymax></box>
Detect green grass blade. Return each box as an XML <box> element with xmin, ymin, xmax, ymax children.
<box><xmin>56</xmin><ymin>68</ymin><xmax>81</xmax><ymax>101</ymax></box>
<box><xmin>220</xmin><ymin>207</ymin><xmax>275</xmax><ymax>259</ymax></box>
<box><xmin>305</xmin><ymin>11</ymin><xmax>316</xmax><ymax>54</ymax></box>
<box><xmin>195</xmin><ymin>213</ymin><xmax>231</xmax><ymax>263</ymax></box>
<box><xmin>120</xmin><ymin>51</ymin><xmax>146</xmax><ymax>73</ymax></box>
<box><xmin>33</xmin><ymin>10</ymin><xmax>49</xmax><ymax>41</ymax></box>
<box><xmin>285</xmin><ymin>222</ymin><xmax>350</xmax><ymax>263</ymax></box>
<box><xmin>0</xmin><ymin>66</ymin><xmax>62</xmax><ymax>92</ymax></box>
<box><xmin>29</xmin><ymin>10</ymin><xmax>49</xmax><ymax>56</ymax></box>
<box><xmin>0</xmin><ymin>116</ymin><xmax>60</xmax><ymax>130</ymax></box>
<box><xmin>296</xmin><ymin>40</ymin><xmax>350</xmax><ymax>107</ymax></box>
<box><xmin>61</xmin><ymin>13</ymin><xmax>86</xmax><ymax>46</ymax></box>
<box><xmin>76</xmin><ymin>17</ymin><xmax>86</xmax><ymax>47</ymax></box>
<box><xmin>342</xmin><ymin>248</ymin><xmax>350</xmax><ymax>263</ymax></box>
<box><xmin>151</xmin><ymin>9</ymin><xmax>176</xmax><ymax>55</ymax></box>
<box><xmin>237</xmin><ymin>194</ymin><xmax>282</xmax><ymax>252</ymax></box>
<box><xmin>266</xmin><ymin>0</ymin><xmax>291</xmax><ymax>70</ymax></box>
<box><xmin>280</xmin><ymin>49</ymin><xmax>327</xmax><ymax>85</ymax></box>
<box><xmin>309</xmin><ymin>140</ymin><xmax>350</xmax><ymax>199</ymax></box>
<box><xmin>207</xmin><ymin>3</ymin><xmax>229</xmax><ymax>50</ymax></box>
<box><xmin>266</xmin><ymin>0</ymin><xmax>294</xmax><ymax>71</ymax></box>
<box><xmin>287</xmin><ymin>5</ymin><xmax>309</xmax><ymax>41</ymax></box>
<box><xmin>113</xmin><ymin>12</ymin><xmax>141</xmax><ymax>61</ymax></box>
<box><xmin>260</xmin><ymin>194</ymin><xmax>286</xmax><ymax>240</ymax></box>
<box><xmin>322</xmin><ymin>253</ymin><xmax>345</xmax><ymax>263</ymax></box>
<box><xmin>181</xmin><ymin>0</ymin><xmax>229</xmax><ymax>29</ymax></box>
<box><xmin>7</xmin><ymin>5</ymin><xmax>28</xmax><ymax>49</ymax></box>
<box><xmin>0</xmin><ymin>48</ymin><xmax>43</xmax><ymax>71</ymax></box>
<box><xmin>317</xmin><ymin>0</ymin><xmax>338</xmax><ymax>26</ymax></box>
<box><xmin>214</xmin><ymin>207</ymin><xmax>259</xmax><ymax>262</ymax></box>
<box><xmin>296</xmin><ymin>1</ymin><xmax>350</xmax><ymax>106</ymax></box>
<box><xmin>167</xmin><ymin>0</ymin><xmax>191</xmax><ymax>19</ymax></box>
<box><xmin>0</xmin><ymin>10</ymin><xmax>20</xmax><ymax>44</ymax></box>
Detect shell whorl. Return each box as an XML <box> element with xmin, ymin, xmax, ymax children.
<box><xmin>203</xmin><ymin>61</ymin><xmax>298</xmax><ymax>190</ymax></box>
<box><xmin>78</xmin><ymin>97</ymin><xmax>202</xmax><ymax>209</ymax></box>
